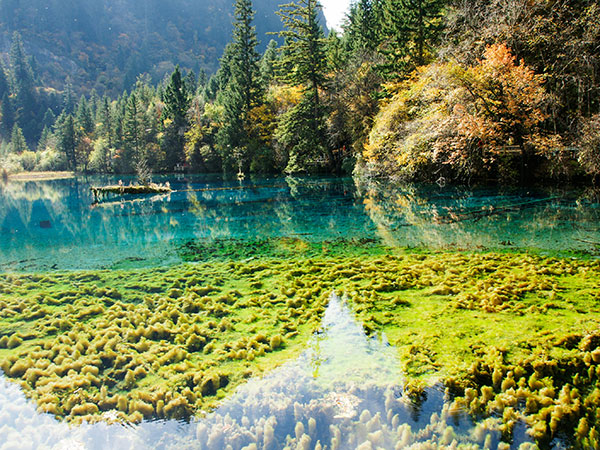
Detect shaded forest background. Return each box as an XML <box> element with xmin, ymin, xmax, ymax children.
<box><xmin>0</xmin><ymin>0</ymin><xmax>599</xmax><ymax>184</ymax></box>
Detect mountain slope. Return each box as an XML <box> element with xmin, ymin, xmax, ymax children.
<box><xmin>0</xmin><ymin>0</ymin><xmax>327</xmax><ymax>96</ymax></box>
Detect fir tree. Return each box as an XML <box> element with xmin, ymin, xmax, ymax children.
<box><xmin>1</xmin><ymin>93</ymin><xmax>15</xmax><ymax>138</ymax></box>
<box><xmin>260</xmin><ymin>39</ymin><xmax>279</xmax><ymax>86</ymax></box>
<box><xmin>343</xmin><ymin>0</ymin><xmax>383</xmax><ymax>54</ymax></box>
<box><xmin>76</xmin><ymin>95</ymin><xmax>94</xmax><ymax>135</ymax></box>
<box><xmin>121</xmin><ymin>93</ymin><xmax>144</xmax><ymax>172</ymax></box>
<box><xmin>37</xmin><ymin>126</ymin><xmax>51</xmax><ymax>151</ymax></box>
<box><xmin>276</xmin><ymin>0</ymin><xmax>330</xmax><ymax>173</ymax></box>
<box><xmin>55</xmin><ymin>113</ymin><xmax>77</xmax><ymax>170</ymax></box>
<box><xmin>162</xmin><ymin>66</ymin><xmax>190</xmax><ymax>170</ymax></box>
<box><xmin>62</xmin><ymin>79</ymin><xmax>75</xmax><ymax>114</ymax></box>
<box><xmin>10</xmin><ymin>123</ymin><xmax>29</xmax><ymax>153</ymax></box>
<box><xmin>217</xmin><ymin>0</ymin><xmax>264</xmax><ymax>172</ymax></box>
<box><xmin>42</xmin><ymin>109</ymin><xmax>56</xmax><ymax>129</ymax></box>
<box><xmin>0</xmin><ymin>64</ymin><xmax>9</xmax><ymax>100</ymax></box>
<box><xmin>378</xmin><ymin>0</ymin><xmax>445</xmax><ymax>78</ymax></box>
<box><xmin>8</xmin><ymin>32</ymin><xmax>37</xmax><ymax>139</ymax></box>
<box><xmin>97</xmin><ymin>97</ymin><xmax>113</xmax><ymax>147</ymax></box>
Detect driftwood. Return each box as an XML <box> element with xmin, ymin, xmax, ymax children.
<box><xmin>91</xmin><ymin>183</ymin><xmax>171</xmax><ymax>202</ymax></box>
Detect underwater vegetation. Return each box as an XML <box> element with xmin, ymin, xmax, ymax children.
<box><xmin>0</xmin><ymin>244</ymin><xmax>599</xmax><ymax>448</ymax></box>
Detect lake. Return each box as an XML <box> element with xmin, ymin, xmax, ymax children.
<box><xmin>0</xmin><ymin>174</ymin><xmax>598</xmax><ymax>450</ymax></box>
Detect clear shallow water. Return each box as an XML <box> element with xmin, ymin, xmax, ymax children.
<box><xmin>0</xmin><ymin>175</ymin><xmax>598</xmax><ymax>271</ymax></box>
<box><xmin>0</xmin><ymin>175</ymin><xmax>596</xmax><ymax>449</ymax></box>
<box><xmin>0</xmin><ymin>295</ymin><xmax>517</xmax><ymax>450</ymax></box>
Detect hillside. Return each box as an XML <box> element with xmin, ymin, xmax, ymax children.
<box><xmin>0</xmin><ymin>0</ymin><xmax>326</xmax><ymax>96</ymax></box>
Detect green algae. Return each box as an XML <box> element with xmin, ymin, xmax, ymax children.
<box><xmin>1</xmin><ymin>244</ymin><xmax>600</xmax><ymax>447</ymax></box>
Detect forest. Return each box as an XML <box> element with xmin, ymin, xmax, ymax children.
<box><xmin>0</xmin><ymin>0</ymin><xmax>599</xmax><ymax>184</ymax></box>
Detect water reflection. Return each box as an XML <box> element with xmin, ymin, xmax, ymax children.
<box><xmin>356</xmin><ymin>178</ymin><xmax>600</xmax><ymax>254</ymax></box>
<box><xmin>0</xmin><ymin>175</ymin><xmax>598</xmax><ymax>271</ymax></box>
<box><xmin>0</xmin><ymin>294</ymin><xmax>511</xmax><ymax>450</ymax></box>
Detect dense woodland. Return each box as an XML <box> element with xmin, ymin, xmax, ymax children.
<box><xmin>0</xmin><ymin>0</ymin><xmax>599</xmax><ymax>184</ymax></box>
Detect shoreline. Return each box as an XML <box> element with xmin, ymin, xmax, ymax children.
<box><xmin>6</xmin><ymin>171</ymin><xmax>76</xmax><ymax>182</ymax></box>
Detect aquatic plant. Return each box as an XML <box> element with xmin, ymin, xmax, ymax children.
<box><xmin>0</xmin><ymin>245</ymin><xmax>599</xmax><ymax>448</ymax></box>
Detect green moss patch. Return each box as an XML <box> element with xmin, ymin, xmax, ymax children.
<box><xmin>1</xmin><ymin>245</ymin><xmax>599</xmax><ymax>447</ymax></box>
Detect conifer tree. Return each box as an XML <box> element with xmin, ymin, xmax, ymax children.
<box><xmin>55</xmin><ymin>113</ymin><xmax>77</xmax><ymax>170</ymax></box>
<box><xmin>162</xmin><ymin>66</ymin><xmax>190</xmax><ymax>170</ymax></box>
<box><xmin>0</xmin><ymin>64</ymin><xmax>9</xmax><ymax>100</ymax></box>
<box><xmin>276</xmin><ymin>0</ymin><xmax>329</xmax><ymax>173</ymax></box>
<box><xmin>8</xmin><ymin>32</ymin><xmax>37</xmax><ymax>138</ymax></box>
<box><xmin>76</xmin><ymin>96</ymin><xmax>94</xmax><ymax>135</ymax></box>
<box><xmin>260</xmin><ymin>39</ymin><xmax>279</xmax><ymax>86</ymax></box>
<box><xmin>0</xmin><ymin>93</ymin><xmax>15</xmax><ymax>138</ymax></box>
<box><xmin>344</xmin><ymin>0</ymin><xmax>383</xmax><ymax>54</ymax></box>
<box><xmin>62</xmin><ymin>79</ymin><xmax>75</xmax><ymax>114</ymax></box>
<box><xmin>97</xmin><ymin>97</ymin><xmax>114</xmax><ymax>147</ymax></box>
<box><xmin>217</xmin><ymin>0</ymin><xmax>264</xmax><ymax>172</ymax></box>
<box><xmin>121</xmin><ymin>93</ymin><xmax>145</xmax><ymax>172</ymax></box>
<box><xmin>10</xmin><ymin>123</ymin><xmax>29</xmax><ymax>153</ymax></box>
<box><xmin>378</xmin><ymin>0</ymin><xmax>445</xmax><ymax>78</ymax></box>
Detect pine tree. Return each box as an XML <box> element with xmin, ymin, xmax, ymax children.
<box><xmin>10</xmin><ymin>123</ymin><xmax>29</xmax><ymax>153</ymax></box>
<box><xmin>97</xmin><ymin>97</ymin><xmax>114</xmax><ymax>147</ymax></box>
<box><xmin>260</xmin><ymin>39</ymin><xmax>279</xmax><ymax>86</ymax></box>
<box><xmin>37</xmin><ymin>126</ymin><xmax>51</xmax><ymax>151</ymax></box>
<box><xmin>343</xmin><ymin>0</ymin><xmax>383</xmax><ymax>54</ymax></box>
<box><xmin>162</xmin><ymin>66</ymin><xmax>190</xmax><ymax>170</ymax></box>
<box><xmin>62</xmin><ymin>79</ymin><xmax>75</xmax><ymax>114</ymax></box>
<box><xmin>0</xmin><ymin>64</ymin><xmax>9</xmax><ymax>100</ymax></box>
<box><xmin>8</xmin><ymin>32</ymin><xmax>35</xmax><ymax>106</ymax></box>
<box><xmin>276</xmin><ymin>0</ymin><xmax>330</xmax><ymax>173</ymax></box>
<box><xmin>0</xmin><ymin>93</ymin><xmax>15</xmax><ymax>138</ymax></box>
<box><xmin>378</xmin><ymin>0</ymin><xmax>445</xmax><ymax>78</ymax></box>
<box><xmin>184</xmin><ymin>70</ymin><xmax>198</xmax><ymax>95</ymax></box>
<box><xmin>122</xmin><ymin>92</ymin><xmax>145</xmax><ymax>170</ymax></box>
<box><xmin>217</xmin><ymin>0</ymin><xmax>264</xmax><ymax>172</ymax></box>
<box><xmin>42</xmin><ymin>109</ymin><xmax>56</xmax><ymax>129</ymax></box>
<box><xmin>8</xmin><ymin>32</ymin><xmax>37</xmax><ymax>139</ymax></box>
<box><xmin>76</xmin><ymin>95</ymin><xmax>94</xmax><ymax>135</ymax></box>
<box><xmin>55</xmin><ymin>113</ymin><xmax>77</xmax><ymax>170</ymax></box>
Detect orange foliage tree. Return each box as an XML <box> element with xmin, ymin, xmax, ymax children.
<box><xmin>362</xmin><ymin>43</ymin><xmax>560</xmax><ymax>181</ymax></box>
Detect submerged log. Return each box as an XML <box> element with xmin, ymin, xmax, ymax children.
<box><xmin>91</xmin><ymin>183</ymin><xmax>171</xmax><ymax>202</ymax></box>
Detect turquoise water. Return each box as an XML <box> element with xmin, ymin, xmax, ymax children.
<box><xmin>0</xmin><ymin>295</ymin><xmax>513</xmax><ymax>450</ymax></box>
<box><xmin>0</xmin><ymin>175</ymin><xmax>597</xmax><ymax>449</ymax></box>
<box><xmin>0</xmin><ymin>175</ymin><xmax>598</xmax><ymax>271</ymax></box>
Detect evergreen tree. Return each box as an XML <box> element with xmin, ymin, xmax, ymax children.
<box><xmin>97</xmin><ymin>97</ymin><xmax>114</xmax><ymax>147</ymax></box>
<box><xmin>260</xmin><ymin>39</ymin><xmax>279</xmax><ymax>86</ymax></box>
<box><xmin>378</xmin><ymin>0</ymin><xmax>445</xmax><ymax>78</ymax></box>
<box><xmin>10</xmin><ymin>123</ymin><xmax>29</xmax><ymax>153</ymax></box>
<box><xmin>42</xmin><ymin>108</ymin><xmax>56</xmax><ymax>129</ymax></box>
<box><xmin>184</xmin><ymin>70</ymin><xmax>198</xmax><ymax>95</ymax></box>
<box><xmin>8</xmin><ymin>32</ymin><xmax>35</xmax><ymax>106</ymax></box>
<box><xmin>8</xmin><ymin>32</ymin><xmax>37</xmax><ymax>138</ymax></box>
<box><xmin>0</xmin><ymin>64</ymin><xmax>9</xmax><ymax>100</ymax></box>
<box><xmin>76</xmin><ymin>95</ymin><xmax>94</xmax><ymax>135</ymax></box>
<box><xmin>217</xmin><ymin>0</ymin><xmax>264</xmax><ymax>172</ymax></box>
<box><xmin>162</xmin><ymin>66</ymin><xmax>190</xmax><ymax>170</ymax></box>
<box><xmin>62</xmin><ymin>79</ymin><xmax>75</xmax><ymax>114</ymax></box>
<box><xmin>276</xmin><ymin>0</ymin><xmax>330</xmax><ymax>173</ymax></box>
<box><xmin>55</xmin><ymin>113</ymin><xmax>77</xmax><ymax>170</ymax></box>
<box><xmin>37</xmin><ymin>126</ymin><xmax>51</xmax><ymax>151</ymax></box>
<box><xmin>343</xmin><ymin>0</ymin><xmax>383</xmax><ymax>55</ymax></box>
<box><xmin>197</xmin><ymin>68</ymin><xmax>207</xmax><ymax>89</ymax></box>
<box><xmin>1</xmin><ymin>93</ymin><xmax>15</xmax><ymax>138</ymax></box>
<box><xmin>121</xmin><ymin>92</ymin><xmax>145</xmax><ymax>172</ymax></box>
